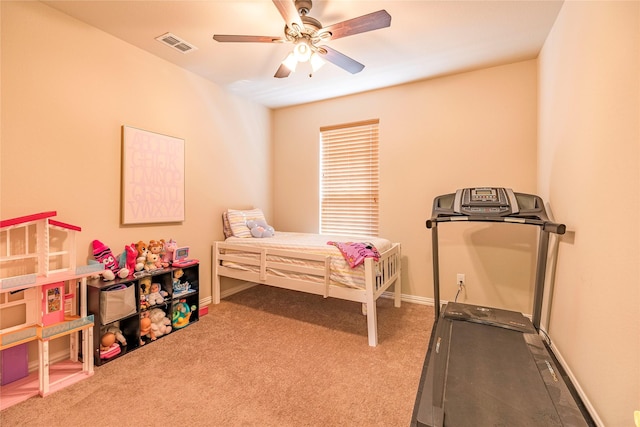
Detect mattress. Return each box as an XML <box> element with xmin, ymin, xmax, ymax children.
<box><xmin>220</xmin><ymin>232</ymin><xmax>393</xmax><ymax>289</ymax></box>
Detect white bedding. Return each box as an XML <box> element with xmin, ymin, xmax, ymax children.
<box><xmin>221</xmin><ymin>232</ymin><xmax>392</xmax><ymax>289</ymax></box>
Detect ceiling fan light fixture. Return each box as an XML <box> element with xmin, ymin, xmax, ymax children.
<box><xmin>293</xmin><ymin>39</ymin><xmax>312</xmax><ymax>62</ymax></box>
<box><xmin>282</xmin><ymin>52</ymin><xmax>298</xmax><ymax>72</ymax></box>
<box><xmin>310</xmin><ymin>52</ymin><xmax>325</xmax><ymax>72</ymax></box>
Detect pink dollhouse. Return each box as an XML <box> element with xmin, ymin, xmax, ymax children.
<box><xmin>0</xmin><ymin>211</ymin><xmax>103</xmax><ymax>410</ymax></box>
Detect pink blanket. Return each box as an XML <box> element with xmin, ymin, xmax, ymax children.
<box><xmin>327</xmin><ymin>241</ymin><xmax>381</xmax><ymax>268</ymax></box>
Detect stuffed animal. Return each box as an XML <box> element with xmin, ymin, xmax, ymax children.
<box><xmin>92</xmin><ymin>239</ymin><xmax>130</xmax><ymax>281</ymax></box>
<box><xmin>144</xmin><ymin>251</ymin><xmax>160</xmax><ymax>272</ymax></box>
<box><xmin>246</xmin><ymin>219</ymin><xmax>275</xmax><ymax>238</ymax></box>
<box><xmin>148</xmin><ymin>239</ymin><xmax>168</xmax><ymax>268</ymax></box>
<box><xmin>163</xmin><ymin>238</ymin><xmax>177</xmax><ymax>265</ymax></box>
<box><xmin>172</xmin><ymin>299</ymin><xmax>196</xmax><ymax>329</ymax></box>
<box><xmin>139</xmin><ymin>313</ymin><xmax>153</xmax><ymax>344</ymax></box>
<box><xmin>117</xmin><ymin>243</ymin><xmax>140</xmax><ymax>277</ymax></box>
<box><xmin>135</xmin><ymin>241</ymin><xmax>148</xmax><ymax>271</ymax></box>
<box><xmin>149</xmin><ymin>308</ymin><xmax>172</xmax><ymax>338</ymax></box>
<box><xmin>146</xmin><ymin>282</ymin><xmax>168</xmax><ymax>305</ymax></box>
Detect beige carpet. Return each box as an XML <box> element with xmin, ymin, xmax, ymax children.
<box><xmin>0</xmin><ymin>285</ymin><xmax>434</xmax><ymax>427</ymax></box>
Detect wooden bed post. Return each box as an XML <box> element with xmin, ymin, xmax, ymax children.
<box><xmin>394</xmin><ymin>244</ymin><xmax>402</xmax><ymax>308</ymax></box>
<box><xmin>212</xmin><ymin>243</ymin><xmax>221</xmax><ymax>304</ymax></box>
<box><xmin>364</xmin><ymin>257</ymin><xmax>378</xmax><ymax>347</ymax></box>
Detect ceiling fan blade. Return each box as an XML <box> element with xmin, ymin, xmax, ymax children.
<box><xmin>321</xmin><ymin>10</ymin><xmax>391</xmax><ymax>40</ymax></box>
<box><xmin>272</xmin><ymin>0</ymin><xmax>304</xmax><ymax>32</ymax></box>
<box><xmin>213</xmin><ymin>35</ymin><xmax>284</xmax><ymax>43</ymax></box>
<box><xmin>274</xmin><ymin>63</ymin><xmax>292</xmax><ymax>79</ymax></box>
<box><xmin>319</xmin><ymin>45</ymin><xmax>365</xmax><ymax>74</ymax></box>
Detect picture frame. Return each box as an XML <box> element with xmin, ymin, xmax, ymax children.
<box><xmin>121</xmin><ymin>126</ymin><xmax>185</xmax><ymax>224</ymax></box>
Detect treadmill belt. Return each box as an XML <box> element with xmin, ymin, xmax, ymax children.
<box><xmin>445</xmin><ymin>321</ymin><xmax>562</xmax><ymax>426</ymax></box>
<box><xmin>413</xmin><ymin>307</ymin><xmax>591</xmax><ymax>427</ymax></box>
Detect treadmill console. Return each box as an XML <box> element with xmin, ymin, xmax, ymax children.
<box><xmin>453</xmin><ymin>187</ymin><xmax>519</xmax><ymax>216</ymax></box>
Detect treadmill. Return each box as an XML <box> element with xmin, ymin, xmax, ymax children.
<box><xmin>411</xmin><ymin>187</ymin><xmax>593</xmax><ymax>427</ymax></box>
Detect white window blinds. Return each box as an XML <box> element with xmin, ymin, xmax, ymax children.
<box><xmin>320</xmin><ymin>119</ymin><xmax>379</xmax><ymax>237</ymax></box>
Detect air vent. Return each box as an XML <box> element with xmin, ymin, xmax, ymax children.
<box><xmin>155</xmin><ymin>32</ymin><xmax>198</xmax><ymax>54</ymax></box>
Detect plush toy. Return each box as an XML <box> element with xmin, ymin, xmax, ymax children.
<box><xmin>146</xmin><ymin>282</ymin><xmax>168</xmax><ymax>306</ymax></box>
<box><xmin>135</xmin><ymin>241</ymin><xmax>148</xmax><ymax>271</ymax></box>
<box><xmin>148</xmin><ymin>239</ymin><xmax>168</xmax><ymax>268</ymax></box>
<box><xmin>139</xmin><ymin>277</ymin><xmax>151</xmax><ymax>310</ymax></box>
<box><xmin>139</xmin><ymin>313</ymin><xmax>153</xmax><ymax>344</ymax></box>
<box><xmin>246</xmin><ymin>219</ymin><xmax>275</xmax><ymax>238</ymax></box>
<box><xmin>149</xmin><ymin>308</ymin><xmax>172</xmax><ymax>338</ymax></box>
<box><xmin>117</xmin><ymin>243</ymin><xmax>140</xmax><ymax>277</ymax></box>
<box><xmin>163</xmin><ymin>238</ymin><xmax>177</xmax><ymax>265</ymax></box>
<box><xmin>172</xmin><ymin>299</ymin><xmax>196</xmax><ymax>329</ymax></box>
<box><xmin>92</xmin><ymin>239</ymin><xmax>130</xmax><ymax>281</ymax></box>
<box><xmin>144</xmin><ymin>251</ymin><xmax>160</xmax><ymax>272</ymax></box>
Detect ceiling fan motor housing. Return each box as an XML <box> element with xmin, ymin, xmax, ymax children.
<box><xmin>295</xmin><ymin>0</ymin><xmax>312</xmax><ymax>16</ymax></box>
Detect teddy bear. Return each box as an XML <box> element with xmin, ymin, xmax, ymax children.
<box><xmin>149</xmin><ymin>308</ymin><xmax>172</xmax><ymax>338</ymax></box>
<box><xmin>135</xmin><ymin>241</ymin><xmax>148</xmax><ymax>271</ymax></box>
<box><xmin>146</xmin><ymin>282</ymin><xmax>168</xmax><ymax>306</ymax></box>
<box><xmin>91</xmin><ymin>239</ymin><xmax>130</xmax><ymax>281</ymax></box>
<box><xmin>144</xmin><ymin>251</ymin><xmax>160</xmax><ymax>272</ymax></box>
<box><xmin>246</xmin><ymin>219</ymin><xmax>275</xmax><ymax>238</ymax></box>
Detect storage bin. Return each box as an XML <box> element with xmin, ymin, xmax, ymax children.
<box><xmin>100</xmin><ymin>284</ymin><xmax>136</xmax><ymax>324</ymax></box>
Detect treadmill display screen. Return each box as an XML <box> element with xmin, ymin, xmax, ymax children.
<box><xmin>471</xmin><ymin>188</ymin><xmax>497</xmax><ymax>201</ymax></box>
<box><xmin>453</xmin><ymin>187</ymin><xmax>519</xmax><ymax>216</ymax></box>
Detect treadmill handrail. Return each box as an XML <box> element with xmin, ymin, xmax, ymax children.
<box><xmin>426</xmin><ymin>215</ymin><xmax>566</xmax><ymax>235</ymax></box>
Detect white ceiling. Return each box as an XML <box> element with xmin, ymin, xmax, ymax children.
<box><xmin>42</xmin><ymin>0</ymin><xmax>564</xmax><ymax>109</ymax></box>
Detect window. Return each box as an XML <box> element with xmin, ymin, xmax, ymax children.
<box><xmin>320</xmin><ymin>119</ymin><xmax>379</xmax><ymax>237</ymax></box>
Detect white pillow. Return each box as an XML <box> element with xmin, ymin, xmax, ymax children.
<box><xmin>226</xmin><ymin>208</ymin><xmax>266</xmax><ymax>238</ymax></box>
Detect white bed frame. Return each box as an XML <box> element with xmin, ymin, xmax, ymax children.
<box><xmin>212</xmin><ymin>241</ymin><xmax>402</xmax><ymax>346</ymax></box>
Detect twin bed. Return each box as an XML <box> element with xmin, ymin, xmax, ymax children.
<box><xmin>211</xmin><ymin>209</ymin><xmax>402</xmax><ymax>346</ymax></box>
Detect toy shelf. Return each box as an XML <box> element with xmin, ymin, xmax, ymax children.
<box><xmin>87</xmin><ymin>263</ymin><xmax>199</xmax><ymax>366</ymax></box>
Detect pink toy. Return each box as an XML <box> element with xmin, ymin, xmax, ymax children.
<box><xmin>124</xmin><ymin>243</ymin><xmax>140</xmax><ymax>273</ymax></box>
<box><xmin>163</xmin><ymin>239</ymin><xmax>177</xmax><ymax>265</ymax></box>
<box><xmin>327</xmin><ymin>241</ymin><xmax>381</xmax><ymax>268</ymax></box>
<box><xmin>93</xmin><ymin>240</ymin><xmax>129</xmax><ymax>281</ymax></box>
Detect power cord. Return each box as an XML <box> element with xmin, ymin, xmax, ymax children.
<box><xmin>454</xmin><ymin>280</ymin><xmax>465</xmax><ymax>302</ymax></box>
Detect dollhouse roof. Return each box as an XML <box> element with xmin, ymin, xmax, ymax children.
<box><xmin>0</xmin><ymin>211</ymin><xmax>81</xmax><ymax>231</ymax></box>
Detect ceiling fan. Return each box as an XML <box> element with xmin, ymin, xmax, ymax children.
<box><xmin>213</xmin><ymin>0</ymin><xmax>391</xmax><ymax>78</ymax></box>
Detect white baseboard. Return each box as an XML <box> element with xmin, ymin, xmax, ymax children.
<box><xmin>219</xmin><ymin>281</ymin><xmax>257</xmax><ymax>300</ymax></box>
<box><xmin>543</xmin><ymin>330</ymin><xmax>603</xmax><ymax>426</ymax></box>
<box><xmin>217</xmin><ymin>283</ymin><xmax>437</xmax><ymax>307</ymax></box>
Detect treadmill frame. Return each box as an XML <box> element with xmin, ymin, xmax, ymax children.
<box><xmin>411</xmin><ymin>188</ymin><xmax>595</xmax><ymax>427</ymax></box>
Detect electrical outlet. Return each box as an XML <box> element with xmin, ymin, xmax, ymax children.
<box><xmin>457</xmin><ymin>273</ymin><xmax>465</xmax><ymax>286</ymax></box>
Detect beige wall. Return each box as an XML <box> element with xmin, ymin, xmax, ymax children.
<box><xmin>1</xmin><ymin>1</ymin><xmax>273</xmax><ymax>304</ymax></box>
<box><xmin>273</xmin><ymin>61</ymin><xmax>540</xmax><ymax>313</ymax></box>
<box><xmin>4</xmin><ymin>1</ymin><xmax>638</xmax><ymax>424</ymax></box>
<box><xmin>538</xmin><ymin>1</ymin><xmax>640</xmax><ymax>425</ymax></box>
